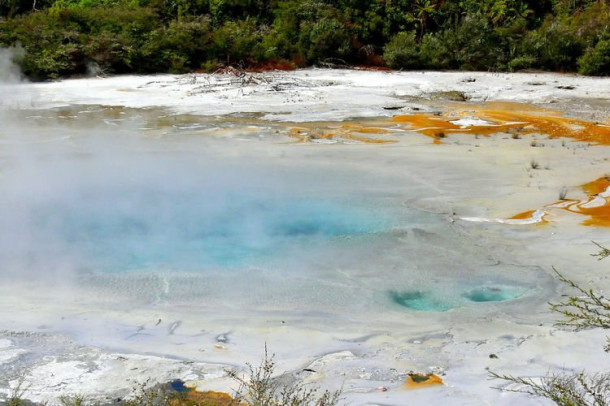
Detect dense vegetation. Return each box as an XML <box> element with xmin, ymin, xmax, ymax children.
<box><xmin>0</xmin><ymin>0</ymin><xmax>609</xmax><ymax>80</ymax></box>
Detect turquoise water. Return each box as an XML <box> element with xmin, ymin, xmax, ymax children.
<box><xmin>0</xmin><ymin>144</ymin><xmax>537</xmax><ymax>314</ymax></box>
<box><xmin>0</xmin><ymin>130</ymin><xmax>537</xmax><ymax>313</ymax></box>
<box><xmin>463</xmin><ymin>285</ymin><xmax>528</xmax><ymax>303</ymax></box>
<box><xmin>389</xmin><ymin>290</ymin><xmax>456</xmax><ymax>312</ymax></box>
<box><xmin>390</xmin><ymin>283</ymin><xmax>529</xmax><ymax>311</ymax></box>
<box><xmin>28</xmin><ymin>188</ymin><xmax>392</xmax><ymax>272</ymax></box>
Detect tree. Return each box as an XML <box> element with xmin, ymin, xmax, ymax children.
<box><xmin>413</xmin><ymin>0</ymin><xmax>438</xmax><ymax>40</ymax></box>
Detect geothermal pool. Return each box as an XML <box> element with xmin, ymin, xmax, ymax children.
<box><xmin>0</xmin><ymin>105</ymin><xmax>546</xmax><ymax>315</ymax></box>
<box><xmin>0</xmin><ymin>69</ymin><xmax>609</xmax><ymax>405</ymax></box>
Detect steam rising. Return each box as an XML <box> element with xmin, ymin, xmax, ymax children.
<box><xmin>0</xmin><ymin>69</ymin><xmax>546</xmax><ymax>313</ymax></box>
<box><xmin>0</xmin><ymin>47</ymin><xmax>24</xmax><ymax>84</ymax></box>
<box><xmin>0</xmin><ymin>66</ymin><xmax>599</xmax><ymax>406</ymax></box>
<box><xmin>0</xmin><ymin>112</ymin><xmax>393</xmax><ymax>284</ymax></box>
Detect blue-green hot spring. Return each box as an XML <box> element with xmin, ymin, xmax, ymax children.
<box><xmin>0</xmin><ymin>135</ymin><xmax>538</xmax><ymax>312</ymax></box>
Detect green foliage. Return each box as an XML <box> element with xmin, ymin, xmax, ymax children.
<box><xmin>134</xmin><ymin>16</ymin><xmax>214</xmax><ymax>73</ymax></box>
<box><xmin>553</xmin><ymin>0</ymin><xmax>604</xmax><ymax>17</ymax></box>
<box><xmin>296</xmin><ymin>1</ymin><xmax>352</xmax><ymax>63</ymax></box>
<box><xmin>508</xmin><ymin>54</ymin><xmax>537</xmax><ymax>71</ymax></box>
<box><xmin>227</xmin><ymin>346</ymin><xmax>342</xmax><ymax>406</ymax></box>
<box><xmin>383</xmin><ymin>31</ymin><xmax>419</xmax><ymax>69</ymax></box>
<box><xmin>212</xmin><ymin>18</ymin><xmax>263</xmax><ymax>65</ymax></box>
<box><xmin>579</xmin><ymin>39</ymin><xmax>610</xmax><ymax>76</ymax></box>
<box><xmin>591</xmin><ymin>242</ymin><xmax>610</xmax><ymax>261</ymax></box>
<box><xmin>4</xmin><ymin>397</ymin><xmax>30</xmax><ymax>406</ymax></box>
<box><xmin>450</xmin><ymin>12</ymin><xmax>505</xmax><ymax>70</ymax></box>
<box><xmin>1</xmin><ymin>0</ymin><xmax>609</xmax><ymax>78</ymax></box>
<box><xmin>0</xmin><ymin>0</ymin><xmax>52</xmax><ymax>18</ymax></box>
<box><xmin>4</xmin><ymin>380</ymin><xmax>29</xmax><ymax>406</ymax></box>
<box><xmin>418</xmin><ymin>31</ymin><xmax>453</xmax><ymax>69</ymax></box>
<box><xmin>521</xmin><ymin>20</ymin><xmax>585</xmax><ymax>71</ymax></box>
<box><xmin>550</xmin><ymin>267</ymin><xmax>610</xmax><ymax>333</ymax></box>
<box><xmin>59</xmin><ymin>394</ymin><xmax>89</xmax><ymax>406</ymax></box>
<box><xmin>120</xmin><ymin>380</ymin><xmax>175</xmax><ymax>406</ymax></box>
<box><xmin>490</xmin><ymin>370</ymin><xmax>610</xmax><ymax>406</ymax></box>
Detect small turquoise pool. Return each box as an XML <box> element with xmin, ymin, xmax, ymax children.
<box><xmin>390</xmin><ymin>283</ymin><xmax>529</xmax><ymax>311</ymax></box>
<box><xmin>389</xmin><ymin>290</ymin><xmax>456</xmax><ymax>312</ymax></box>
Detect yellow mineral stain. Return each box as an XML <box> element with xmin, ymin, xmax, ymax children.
<box><xmin>392</xmin><ymin>102</ymin><xmax>610</xmax><ymax>145</ymax></box>
<box><xmin>509</xmin><ymin>210</ymin><xmax>537</xmax><ymax>220</ymax></box>
<box><xmin>169</xmin><ymin>390</ymin><xmax>238</xmax><ymax>406</ymax></box>
<box><xmin>579</xmin><ymin>206</ymin><xmax>610</xmax><ymax>227</ymax></box>
<box><xmin>560</xmin><ymin>177</ymin><xmax>610</xmax><ymax>226</ymax></box>
<box><xmin>507</xmin><ymin>209</ymin><xmax>549</xmax><ymax>225</ymax></box>
<box><xmin>392</xmin><ymin>114</ymin><xmax>462</xmax><ymax>138</ymax></box>
<box><xmin>508</xmin><ymin>209</ymin><xmax>546</xmax><ymax>223</ymax></box>
<box><xmin>582</xmin><ymin>176</ymin><xmax>610</xmax><ymax>196</ymax></box>
<box><xmin>341</xmin><ymin>124</ymin><xmax>389</xmax><ymax>134</ymax></box>
<box><xmin>405</xmin><ymin>373</ymin><xmax>444</xmax><ymax>390</ymax></box>
<box><xmin>341</xmin><ymin>133</ymin><xmax>396</xmax><ymax>143</ymax></box>
<box><xmin>506</xmin><ymin>177</ymin><xmax>610</xmax><ymax>227</ymax></box>
<box><xmin>478</xmin><ymin>109</ymin><xmax>610</xmax><ymax>145</ymax></box>
<box><xmin>289</xmin><ymin>125</ymin><xmax>395</xmax><ymax>143</ymax></box>
<box><xmin>288</xmin><ymin>127</ymin><xmax>312</xmax><ymax>142</ymax></box>
<box><xmin>483</xmin><ymin>101</ymin><xmax>554</xmax><ymax>113</ymax></box>
<box><xmin>392</xmin><ymin>111</ymin><xmax>522</xmax><ymax>139</ymax></box>
<box><xmin>290</xmin><ymin>102</ymin><xmax>609</xmax><ymax>146</ymax></box>
<box><xmin>317</xmin><ymin>132</ymin><xmax>337</xmax><ymax>139</ymax></box>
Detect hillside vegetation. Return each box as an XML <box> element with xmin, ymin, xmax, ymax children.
<box><xmin>0</xmin><ymin>0</ymin><xmax>609</xmax><ymax>80</ymax></box>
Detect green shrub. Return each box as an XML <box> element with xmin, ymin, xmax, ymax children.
<box><xmin>508</xmin><ymin>54</ymin><xmax>537</xmax><ymax>71</ymax></box>
<box><xmin>451</xmin><ymin>12</ymin><xmax>505</xmax><ymax>70</ymax></box>
<box><xmin>228</xmin><ymin>346</ymin><xmax>342</xmax><ymax>406</ymax></box>
<box><xmin>419</xmin><ymin>31</ymin><xmax>454</xmax><ymax>69</ymax></box>
<box><xmin>521</xmin><ymin>20</ymin><xmax>585</xmax><ymax>71</ymax></box>
<box><xmin>383</xmin><ymin>31</ymin><xmax>419</xmax><ymax>69</ymax></box>
<box><xmin>295</xmin><ymin>1</ymin><xmax>352</xmax><ymax>63</ymax></box>
<box><xmin>212</xmin><ymin>18</ymin><xmax>263</xmax><ymax>65</ymax></box>
<box><xmin>299</xmin><ymin>17</ymin><xmax>351</xmax><ymax>63</ymax></box>
<box><xmin>81</xmin><ymin>31</ymin><xmax>135</xmax><ymax>73</ymax></box>
<box><xmin>0</xmin><ymin>5</ymin><xmax>165</xmax><ymax>78</ymax></box>
<box><xmin>579</xmin><ymin>39</ymin><xmax>610</xmax><ymax>76</ymax></box>
<box><xmin>160</xmin><ymin>16</ymin><xmax>213</xmax><ymax>72</ymax></box>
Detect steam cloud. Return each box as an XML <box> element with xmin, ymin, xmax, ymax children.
<box><xmin>0</xmin><ymin>113</ymin><xmax>386</xmax><ymax>285</ymax></box>
<box><xmin>0</xmin><ymin>47</ymin><xmax>24</xmax><ymax>84</ymax></box>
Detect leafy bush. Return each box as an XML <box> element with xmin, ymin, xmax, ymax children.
<box><xmin>491</xmin><ymin>370</ymin><xmax>610</xmax><ymax>406</ymax></box>
<box><xmin>451</xmin><ymin>12</ymin><xmax>505</xmax><ymax>71</ymax></box>
<box><xmin>212</xmin><ymin>18</ymin><xmax>264</xmax><ymax>65</ymax></box>
<box><xmin>508</xmin><ymin>54</ymin><xmax>537</xmax><ymax>71</ymax></box>
<box><xmin>296</xmin><ymin>1</ymin><xmax>352</xmax><ymax>63</ymax></box>
<box><xmin>579</xmin><ymin>39</ymin><xmax>610</xmax><ymax>76</ymax></box>
<box><xmin>0</xmin><ymin>6</ymin><xmax>164</xmax><ymax>78</ymax></box>
<box><xmin>227</xmin><ymin>346</ymin><xmax>342</xmax><ymax>406</ymax></box>
<box><xmin>132</xmin><ymin>16</ymin><xmax>213</xmax><ymax>73</ymax></box>
<box><xmin>520</xmin><ymin>20</ymin><xmax>585</xmax><ymax>71</ymax></box>
<box><xmin>383</xmin><ymin>31</ymin><xmax>419</xmax><ymax>69</ymax></box>
<box><xmin>418</xmin><ymin>31</ymin><xmax>454</xmax><ymax>70</ymax></box>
